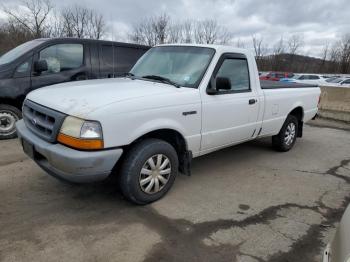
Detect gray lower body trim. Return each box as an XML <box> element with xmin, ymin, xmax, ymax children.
<box><xmin>16</xmin><ymin>120</ymin><xmax>123</xmax><ymax>183</ymax></box>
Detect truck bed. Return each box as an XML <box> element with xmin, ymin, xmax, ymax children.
<box><xmin>260</xmin><ymin>80</ymin><xmax>318</xmax><ymax>89</ymax></box>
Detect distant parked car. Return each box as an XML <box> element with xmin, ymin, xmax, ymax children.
<box><xmin>259</xmin><ymin>71</ymin><xmax>294</xmax><ymax>81</ymax></box>
<box><xmin>325</xmin><ymin>77</ymin><xmax>341</xmax><ymax>83</ymax></box>
<box><xmin>324</xmin><ymin>77</ymin><xmax>350</xmax><ymax>87</ymax></box>
<box><xmin>0</xmin><ymin>38</ymin><xmax>150</xmax><ymax>139</ymax></box>
<box><xmin>323</xmin><ymin>204</ymin><xmax>350</xmax><ymax>262</ymax></box>
<box><xmin>282</xmin><ymin>74</ymin><xmax>327</xmax><ymax>85</ymax></box>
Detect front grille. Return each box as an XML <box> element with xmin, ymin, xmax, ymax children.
<box><xmin>23</xmin><ymin>100</ymin><xmax>66</xmax><ymax>142</ymax></box>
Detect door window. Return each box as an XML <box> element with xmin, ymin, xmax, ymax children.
<box><xmin>216</xmin><ymin>58</ymin><xmax>250</xmax><ymax>92</ymax></box>
<box><xmin>14</xmin><ymin>57</ymin><xmax>33</xmax><ymax>78</ymax></box>
<box><xmin>39</xmin><ymin>44</ymin><xmax>83</xmax><ymax>74</ymax></box>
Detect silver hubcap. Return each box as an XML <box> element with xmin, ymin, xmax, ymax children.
<box><xmin>284</xmin><ymin>123</ymin><xmax>296</xmax><ymax>146</ymax></box>
<box><xmin>139</xmin><ymin>154</ymin><xmax>171</xmax><ymax>194</ymax></box>
<box><xmin>0</xmin><ymin>111</ymin><xmax>18</xmax><ymax>135</ymax></box>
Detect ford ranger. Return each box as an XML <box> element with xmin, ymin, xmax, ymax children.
<box><xmin>16</xmin><ymin>44</ymin><xmax>321</xmax><ymax>204</ymax></box>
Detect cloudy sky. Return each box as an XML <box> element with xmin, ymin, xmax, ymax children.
<box><xmin>1</xmin><ymin>0</ymin><xmax>349</xmax><ymax>57</ymax></box>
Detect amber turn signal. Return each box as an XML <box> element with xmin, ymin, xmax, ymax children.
<box><xmin>57</xmin><ymin>133</ymin><xmax>104</xmax><ymax>150</ymax></box>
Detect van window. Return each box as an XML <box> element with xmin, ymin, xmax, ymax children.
<box><xmin>39</xmin><ymin>44</ymin><xmax>83</xmax><ymax>74</ymax></box>
<box><xmin>16</xmin><ymin>62</ymin><xmax>30</xmax><ymax>73</ymax></box>
<box><xmin>115</xmin><ymin>47</ymin><xmax>145</xmax><ymax>74</ymax></box>
<box><xmin>101</xmin><ymin>45</ymin><xmax>114</xmax><ymax>75</ymax></box>
<box><xmin>14</xmin><ymin>57</ymin><xmax>33</xmax><ymax>78</ymax></box>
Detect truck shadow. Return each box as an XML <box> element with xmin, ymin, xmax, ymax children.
<box><xmin>69</xmin><ymin>137</ymin><xmax>275</xmax><ymax>202</ymax></box>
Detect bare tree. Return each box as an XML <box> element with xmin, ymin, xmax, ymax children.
<box><xmin>0</xmin><ymin>21</ymin><xmax>33</xmax><ymax>53</ymax></box>
<box><xmin>233</xmin><ymin>38</ymin><xmax>246</xmax><ymax>48</ymax></box>
<box><xmin>194</xmin><ymin>19</ymin><xmax>218</xmax><ymax>44</ymax></box>
<box><xmin>273</xmin><ymin>36</ymin><xmax>285</xmax><ymax>55</ymax></box>
<box><xmin>130</xmin><ymin>14</ymin><xmax>170</xmax><ymax>46</ymax></box>
<box><xmin>87</xmin><ymin>12</ymin><xmax>105</xmax><ymax>39</ymax></box>
<box><xmin>319</xmin><ymin>42</ymin><xmax>330</xmax><ymax>73</ymax></box>
<box><xmin>287</xmin><ymin>34</ymin><xmax>304</xmax><ymax>55</ymax></box>
<box><xmin>271</xmin><ymin>36</ymin><xmax>285</xmax><ymax>71</ymax></box>
<box><xmin>3</xmin><ymin>0</ymin><xmax>53</xmax><ymax>38</ymax></box>
<box><xmin>252</xmin><ymin>34</ymin><xmax>267</xmax><ymax>57</ymax></box>
<box><xmin>182</xmin><ymin>21</ymin><xmax>194</xmax><ymax>43</ymax></box>
<box><xmin>60</xmin><ymin>5</ymin><xmax>105</xmax><ymax>39</ymax></box>
<box><xmin>130</xmin><ymin>14</ymin><xmax>232</xmax><ymax>46</ymax></box>
<box><xmin>153</xmin><ymin>13</ymin><xmax>169</xmax><ymax>44</ymax></box>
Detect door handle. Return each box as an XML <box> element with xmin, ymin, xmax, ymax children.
<box><xmin>249</xmin><ymin>99</ymin><xmax>257</xmax><ymax>105</ymax></box>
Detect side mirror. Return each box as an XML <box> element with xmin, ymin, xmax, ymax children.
<box><xmin>216</xmin><ymin>77</ymin><xmax>231</xmax><ymax>90</ymax></box>
<box><xmin>34</xmin><ymin>60</ymin><xmax>48</xmax><ymax>73</ymax></box>
<box><xmin>207</xmin><ymin>77</ymin><xmax>232</xmax><ymax>95</ymax></box>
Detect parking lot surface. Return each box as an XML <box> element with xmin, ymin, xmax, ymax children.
<box><xmin>0</xmin><ymin>122</ymin><xmax>350</xmax><ymax>262</ymax></box>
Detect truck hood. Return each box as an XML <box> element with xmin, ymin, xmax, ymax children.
<box><xmin>27</xmin><ymin>78</ymin><xmax>186</xmax><ymax>118</ymax></box>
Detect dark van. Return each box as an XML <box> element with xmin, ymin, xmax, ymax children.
<box><xmin>0</xmin><ymin>38</ymin><xmax>150</xmax><ymax>139</ymax></box>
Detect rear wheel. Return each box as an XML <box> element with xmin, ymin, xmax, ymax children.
<box><xmin>119</xmin><ymin>139</ymin><xmax>178</xmax><ymax>205</ymax></box>
<box><xmin>0</xmin><ymin>104</ymin><xmax>22</xmax><ymax>140</ymax></box>
<box><xmin>272</xmin><ymin>115</ymin><xmax>298</xmax><ymax>152</ymax></box>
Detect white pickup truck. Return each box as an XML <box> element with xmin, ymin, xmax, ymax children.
<box><xmin>16</xmin><ymin>44</ymin><xmax>320</xmax><ymax>204</ymax></box>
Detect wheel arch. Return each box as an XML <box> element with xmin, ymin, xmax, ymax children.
<box><xmin>126</xmin><ymin>128</ymin><xmax>190</xmax><ymax>175</ymax></box>
<box><xmin>0</xmin><ymin>97</ymin><xmax>23</xmax><ymax>110</ymax></box>
<box><xmin>287</xmin><ymin>106</ymin><xmax>304</xmax><ymax>137</ymax></box>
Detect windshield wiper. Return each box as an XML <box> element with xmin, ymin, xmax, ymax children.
<box><xmin>121</xmin><ymin>72</ymin><xmax>135</xmax><ymax>79</ymax></box>
<box><xmin>141</xmin><ymin>75</ymin><xmax>180</xmax><ymax>88</ymax></box>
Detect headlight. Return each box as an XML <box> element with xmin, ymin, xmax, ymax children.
<box><xmin>57</xmin><ymin>116</ymin><xmax>104</xmax><ymax>150</ymax></box>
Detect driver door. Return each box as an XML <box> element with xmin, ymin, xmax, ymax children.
<box><xmin>200</xmin><ymin>53</ymin><xmax>260</xmax><ymax>153</ymax></box>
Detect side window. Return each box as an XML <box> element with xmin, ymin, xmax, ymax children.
<box><xmin>39</xmin><ymin>44</ymin><xmax>83</xmax><ymax>74</ymax></box>
<box><xmin>101</xmin><ymin>45</ymin><xmax>114</xmax><ymax>76</ymax></box>
<box><xmin>14</xmin><ymin>57</ymin><xmax>33</xmax><ymax>78</ymax></box>
<box><xmin>115</xmin><ymin>46</ymin><xmax>146</xmax><ymax>75</ymax></box>
<box><xmin>299</xmin><ymin>75</ymin><xmax>306</xmax><ymax>80</ymax></box>
<box><xmin>216</xmin><ymin>58</ymin><xmax>250</xmax><ymax>92</ymax></box>
<box><xmin>307</xmin><ymin>75</ymin><xmax>319</xmax><ymax>80</ymax></box>
<box><xmin>343</xmin><ymin>79</ymin><xmax>350</xmax><ymax>84</ymax></box>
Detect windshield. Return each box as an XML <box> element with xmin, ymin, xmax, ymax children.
<box><xmin>130</xmin><ymin>46</ymin><xmax>215</xmax><ymax>88</ymax></box>
<box><xmin>0</xmin><ymin>40</ymin><xmax>42</xmax><ymax>65</ymax></box>
<box><xmin>291</xmin><ymin>75</ymin><xmax>301</xmax><ymax>79</ymax></box>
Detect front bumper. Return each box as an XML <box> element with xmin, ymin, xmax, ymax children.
<box><xmin>16</xmin><ymin>120</ymin><xmax>123</xmax><ymax>183</ymax></box>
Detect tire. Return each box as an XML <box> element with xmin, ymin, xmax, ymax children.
<box><xmin>272</xmin><ymin>115</ymin><xmax>299</xmax><ymax>152</ymax></box>
<box><xmin>119</xmin><ymin>138</ymin><xmax>178</xmax><ymax>205</ymax></box>
<box><xmin>0</xmin><ymin>104</ymin><xmax>22</xmax><ymax>140</ymax></box>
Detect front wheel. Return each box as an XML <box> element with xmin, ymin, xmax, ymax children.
<box><xmin>119</xmin><ymin>139</ymin><xmax>178</xmax><ymax>205</ymax></box>
<box><xmin>272</xmin><ymin>115</ymin><xmax>298</xmax><ymax>152</ymax></box>
<box><xmin>0</xmin><ymin>104</ymin><xmax>22</xmax><ymax>140</ymax></box>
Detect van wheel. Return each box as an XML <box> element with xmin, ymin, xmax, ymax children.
<box><xmin>272</xmin><ymin>115</ymin><xmax>298</xmax><ymax>152</ymax></box>
<box><xmin>119</xmin><ymin>139</ymin><xmax>178</xmax><ymax>205</ymax></box>
<box><xmin>0</xmin><ymin>104</ymin><xmax>22</xmax><ymax>140</ymax></box>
